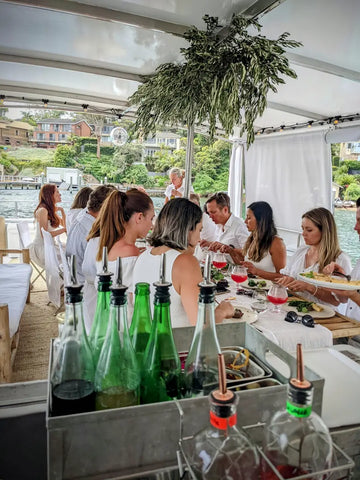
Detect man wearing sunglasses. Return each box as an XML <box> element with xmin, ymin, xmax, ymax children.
<box><xmin>200</xmin><ymin>192</ymin><xmax>248</xmax><ymax>252</ymax></box>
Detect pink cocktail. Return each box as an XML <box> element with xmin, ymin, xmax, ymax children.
<box><xmin>267</xmin><ymin>284</ymin><xmax>288</xmax><ymax>313</ymax></box>
<box><xmin>231</xmin><ymin>265</ymin><xmax>248</xmax><ymax>289</ymax></box>
<box><xmin>213</xmin><ymin>261</ymin><xmax>227</xmax><ymax>269</ymax></box>
<box><xmin>231</xmin><ymin>274</ymin><xmax>247</xmax><ymax>284</ymax></box>
<box><xmin>212</xmin><ymin>253</ymin><xmax>227</xmax><ymax>270</ymax></box>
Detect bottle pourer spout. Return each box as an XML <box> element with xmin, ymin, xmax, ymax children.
<box><xmin>290</xmin><ymin>343</ymin><xmax>311</xmax><ymax>389</ymax></box>
<box><xmin>211</xmin><ymin>353</ymin><xmax>234</xmax><ymax>403</ymax></box>
<box><xmin>114</xmin><ymin>257</ymin><xmax>123</xmax><ymax>288</ymax></box>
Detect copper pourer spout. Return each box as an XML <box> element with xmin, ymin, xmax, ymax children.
<box><xmin>218</xmin><ymin>353</ymin><xmax>227</xmax><ymax>394</ymax></box>
<box><xmin>297</xmin><ymin>343</ymin><xmax>304</xmax><ymax>383</ymax></box>
<box><xmin>290</xmin><ymin>343</ymin><xmax>311</xmax><ymax>389</ymax></box>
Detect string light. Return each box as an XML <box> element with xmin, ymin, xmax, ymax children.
<box><xmin>82</xmin><ymin>104</ymin><xmax>89</xmax><ymax>112</ymax></box>
<box><xmin>42</xmin><ymin>99</ymin><xmax>49</xmax><ymax>108</ymax></box>
<box><xmin>0</xmin><ymin>95</ymin><xmax>5</xmax><ymax>105</ymax></box>
<box><xmin>307</xmin><ymin>121</ymin><xmax>314</xmax><ymax>128</ymax></box>
<box><xmin>333</xmin><ymin>116</ymin><xmax>340</xmax><ymax>125</ymax></box>
<box><xmin>279</xmin><ymin>125</ymin><xmax>285</xmax><ymax>132</ymax></box>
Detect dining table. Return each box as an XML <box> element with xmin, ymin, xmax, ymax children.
<box><xmin>216</xmin><ymin>275</ymin><xmax>360</xmax><ymax>353</ymax></box>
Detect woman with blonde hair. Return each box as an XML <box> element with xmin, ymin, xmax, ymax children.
<box><xmin>29</xmin><ymin>183</ymin><xmax>66</xmax><ymax>268</ymax></box>
<box><xmin>278</xmin><ymin>207</ymin><xmax>351</xmax><ymax>305</ymax></box>
<box><xmin>222</xmin><ymin>201</ymin><xmax>286</xmax><ymax>280</ymax></box>
<box><xmin>82</xmin><ymin>188</ymin><xmax>154</xmax><ymax>330</ymax></box>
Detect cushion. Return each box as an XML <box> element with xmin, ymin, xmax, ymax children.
<box><xmin>0</xmin><ymin>264</ymin><xmax>32</xmax><ymax>337</ymax></box>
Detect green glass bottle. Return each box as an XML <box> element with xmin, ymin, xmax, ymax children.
<box><xmin>185</xmin><ymin>254</ymin><xmax>221</xmax><ymax>396</ymax></box>
<box><xmin>88</xmin><ymin>246</ymin><xmax>113</xmax><ymax>367</ymax></box>
<box><xmin>141</xmin><ymin>253</ymin><xmax>181</xmax><ymax>404</ymax></box>
<box><xmin>51</xmin><ymin>256</ymin><xmax>95</xmax><ymax>416</ymax></box>
<box><xmin>129</xmin><ymin>282</ymin><xmax>152</xmax><ymax>366</ymax></box>
<box><xmin>95</xmin><ymin>258</ymin><xmax>140</xmax><ymax>410</ymax></box>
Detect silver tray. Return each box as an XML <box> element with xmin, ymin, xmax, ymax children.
<box><xmin>222</xmin><ymin>346</ymin><xmax>272</xmax><ymax>385</ymax></box>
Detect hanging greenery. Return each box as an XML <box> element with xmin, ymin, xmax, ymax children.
<box><xmin>130</xmin><ymin>14</ymin><xmax>301</xmax><ymax>145</ymax></box>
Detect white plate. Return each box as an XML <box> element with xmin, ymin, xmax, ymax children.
<box><xmin>298</xmin><ymin>273</ymin><xmax>360</xmax><ymax>291</ymax></box>
<box><xmin>283</xmin><ymin>302</ymin><xmax>335</xmax><ymax>319</ymax></box>
<box><xmin>222</xmin><ymin>307</ymin><xmax>257</xmax><ymax>324</ymax></box>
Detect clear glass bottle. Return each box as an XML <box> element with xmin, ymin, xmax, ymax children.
<box><xmin>141</xmin><ymin>253</ymin><xmax>181</xmax><ymax>404</ymax></box>
<box><xmin>95</xmin><ymin>258</ymin><xmax>140</xmax><ymax>410</ymax></box>
<box><xmin>184</xmin><ymin>276</ymin><xmax>221</xmax><ymax>396</ymax></box>
<box><xmin>50</xmin><ymin>256</ymin><xmax>95</xmax><ymax>417</ymax></box>
<box><xmin>263</xmin><ymin>344</ymin><xmax>333</xmax><ymax>478</ymax></box>
<box><xmin>129</xmin><ymin>282</ymin><xmax>152</xmax><ymax>366</ymax></box>
<box><xmin>186</xmin><ymin>354</ymin><xmax>260</xmax><ymax>479</ymax></box>
<box><xmin>88</xmin><ymin>246</ymin><xmax>113</xmax><ymax>367</ymax></box>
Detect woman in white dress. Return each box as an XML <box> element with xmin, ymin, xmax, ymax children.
<box><xmin>66</xmin><ymin>186</ymin><xmax>92</xmax><ymax>232</ymax></box>
<box><xmin>29</xmin><ymin>184</ymin><xmax>66</xmax><ymax>268</ymax></box>
<box><xmin>278</xmin><ymin>207</ymin><xmax>352</xmax><ymax>306</ymax></box>
<box><xmin>132</xmin><ymin>198</ymin><xmax>234</xmax><ymax>328</ymax></box>
<box><xmin>82</xmin><ymin>188</ymin><xmax>154</xmax><ymax>331</ymax></box>
<box><xmin>222</xmin><ymin>201</ymin><xmax>286</xmax><ymax>280</ymax></box>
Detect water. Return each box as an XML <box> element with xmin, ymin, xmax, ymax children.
<box><xmin>1</xmin><ymin>189</ymin><xmax>358</xmax><ymax>265</ymax></box>
<box><xmin>0</xmin><ymin>188</ymin><xmax>165</xmax><ymax>218</ymax></box>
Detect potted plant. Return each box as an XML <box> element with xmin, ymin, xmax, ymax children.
<box><xmin>130</xmin><ymin>14</ymin><xmax>301</xmax><ymax>187</ymax></box>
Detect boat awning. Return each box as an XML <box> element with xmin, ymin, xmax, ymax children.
<box><xmin>1</xmin><ymin>0</ymin><xmax>360</xmax><ymax>130</ymax></box>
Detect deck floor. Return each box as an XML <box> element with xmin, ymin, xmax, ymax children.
<box><xmin>11</xmin><ymin>276</ymin><xmax>60</xmax><ymax>383</ymax></box>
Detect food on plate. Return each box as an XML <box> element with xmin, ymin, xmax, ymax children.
<box><xmin>233</xmin><ymin>308</ymin><xmax>243</xmax><ymax>319</ymax></box>
<box><xmin>248</xmin><ymin>279</ymin><xmax>267</xmax><ymax>288</ymax></box>
<box><xmin>215</xmin><ymin>279</ymin><xmax>229</xmax><ymax>292</ymax></box>
<box><xmin>287</xmin><ymin>300</ymin><xmax>323</xmax><ymax>313</ymax></box>
<box><xmin>300</xmin><ymin>271</ymin><xmax>360</xmax><ymax>286</ymax></box>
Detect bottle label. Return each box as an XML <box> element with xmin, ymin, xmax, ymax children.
<box><xmin>210</xmin><ymin>411</ymin><xmax>237</xmax><ymax>430</ymax></box>
<box><xmin>286</xmin><ymin>401</ymin><xmax>312</xmax><ymax>418</ymax></box>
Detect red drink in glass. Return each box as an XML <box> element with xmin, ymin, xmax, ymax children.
<box><xmin>213</xmin><ymin>261</ymin><xmax>227</xmax><ymax>269</ymax></box>
<box><xmin>231</xmin><ymin>274</ymin><xmax>247</xmax><ymax>284</ymax></box>
<box><xmin>267</xmin><ymin>295</ymin><xmax>287</xmax><ymax>305</ymax></box>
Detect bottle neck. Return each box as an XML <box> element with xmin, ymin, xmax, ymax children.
<box><xmin>132</xmin><ymin>291</ymin><xmax>151</xmax><ymax>327</ymax></box>
<box><xmin>209</xmin><ymin>393</ymin><xmax>238</xmax><ymax>431</ymax></box>
<box><xmin>153</xmin><ymin>300</ymin><xmax>172</xmax><ymax>333</ymax></box>
<box><xmin>286</xmin><ymin>382</ymin><xmax>313</xmax><ymax>418</ymax></box>
<box><xmin>109</xmin><ymin>299</ymin><xmax>128</xmax><ymax>332</ymax></box>
<box><xmin>64</xmin><ymin>300</ymin><xmax>85</xmax><ymax>334</ymax></box>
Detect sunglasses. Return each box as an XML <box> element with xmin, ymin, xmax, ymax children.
<box><xmin>284</xmin><ymin>311</ymin><xmax>315</xmax><ymax>328</ymax></box>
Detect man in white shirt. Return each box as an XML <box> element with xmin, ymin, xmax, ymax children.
<box><xmin>200</xmin><ymin>192</ymin><xmax>248</xmax><ymax>251</ymax></box>
<box><xmin>66</xmin><ymin>184</ymin><xmax>116</xmax><ymax>283</ymax></box>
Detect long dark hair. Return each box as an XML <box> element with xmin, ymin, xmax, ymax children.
<box><xmin>243</xmin><ymin>201</ymin><xmax>277</xmax><ymax>262</ymax></box>
<box><xmin>88</xmin><ymin>188</ymin><xmax>153</xmax><ymax>261</ymax></box>
<box><xmin>34</xmin><ymin>183</ymin><xmax>60</xmax><ymax>228</ymax></box>
<box><xmin>70</xmin><ymin>186</ymin><xmax>92</xmax><ymax>209</ymax></box>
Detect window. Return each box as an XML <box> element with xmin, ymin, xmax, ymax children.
<box><xmin>37</xmin><ymin>133</ymin><xmax>45</xmax><ymax>140</ymax></box>
<box><xmin>167</xmin><ymin>138</ymin><xmax>176</xmax><ymax>146</ymax></box>
<box><xmin>59</xmin><ymin>134</ymin><xmax>68</xmax><ymax>141</ymax></box>
<box><xmin>61</xmin><ymin>124</ymin><xmax>72</xmax><ymax>132</ymax></box>
<box><xmin>146</xmin><ymin>138</ymin><xmax>156</xmax><ymax>144</ymax></box>
<box><xmin>42</xmin><ymin>123</ymin><xmax>50</xmax><ymax>131</ymax></box>
<box><xmin>53</xmin><ymin>124</ymin><xmax>60</xmax><ymax>132</ymax></box>
<box><xmin>49</xmin><ymin>133</ymin><xmax>55</xmax><ymax>141</ymax></box>
<box><xmin>15</xmin><ymin>130</ymin><xmax>19</xmax><ymax>136</ymax></box>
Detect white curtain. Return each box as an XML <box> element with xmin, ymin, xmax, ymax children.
<box><xmin>244</xmin><ymin>129</ymin><xmax>332</xmax><ymax>247</ymax></box>
<box><xmin>228</xmin><ymin>141</ymin><xmax>245</xmax><ymax>218</ymax></box>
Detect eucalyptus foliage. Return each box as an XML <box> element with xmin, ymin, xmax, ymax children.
<box><xmin>130</xmin><ymin>15</ymin><xmax>301</xmax><ymax>145</ymax></box>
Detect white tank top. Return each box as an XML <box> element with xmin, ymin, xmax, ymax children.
<box><xmin>245</xmin><ymin>250</ymin><xmax>276</xmax><ymax>273</ymax></box>
<box><xmin>132</xmin><ymin>248</ymin><xmax>190</xmax><ymax>328</ymax></box>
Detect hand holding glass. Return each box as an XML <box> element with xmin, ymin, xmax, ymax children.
<box><xmin>231</xmin><ymin>265</ymin><xmax>247</xmax><ymax>289</ymax></box>
<box><xmin>212</xmin><ymin>252</ymin><xmax>227</xmax><ymax>270</ymax></box>
<box><xmin>267</xmin><ymin>284</ymin><xmax>288</xmax><ymax>313</ymax></box>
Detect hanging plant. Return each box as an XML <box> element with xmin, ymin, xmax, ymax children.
<box><xmin>130</xmin><ymin>14</ymin><xmax>301</xmax><ymax>145</ymax></box>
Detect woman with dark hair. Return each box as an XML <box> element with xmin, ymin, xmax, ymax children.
<box><xmin>66</xmin><ymin>186</ymin><xmax>92</xmax><ymax>231</ymax></box>
<box><xmin>222</xmin><ymin>201</ymin><xmax>286</xmax><ymax>280</ymax></box>
<box><xmin>29</xmin><ymin>183</ymin><xmax>66</xmax><ymax>267</ymax></box>
<box><xmin>132</xmin><ymin>198</ymin><xmax>234</xmax><ymax>327</ymax></box>
<box><xmin>82</xmin><ymin>188</ymin><xmax>154</xmax><ymax>331</ymax></box>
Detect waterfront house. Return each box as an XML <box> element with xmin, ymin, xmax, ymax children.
<box><xmin>32</xmin><ymin>118</ymin><xmax>92</xmax><ymax>148</ymax></box>
<box><xmin>0</xmin><ymin>120</ymin><xmax>34</xmax><ymax>146</ymax></box>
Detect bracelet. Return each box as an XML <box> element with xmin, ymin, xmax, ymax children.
<box><xmin>312</xmin><ymin>285</ymin><xmax>318</xmax><ymax>297</ymax></box>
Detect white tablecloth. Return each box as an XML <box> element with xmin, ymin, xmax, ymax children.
<box><xmin>216</xmin><ymin>279</ymin><xmax>333</xmax><ymax>353</ymax></box>
<box><xmin>0</xmin><ymin>264</ymin><xmax>32</xmax><ymax>337</ymax></box>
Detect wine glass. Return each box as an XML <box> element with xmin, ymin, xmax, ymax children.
<box><xmin>267</xmin><ymin>284</ymin><xmax>288</xmax><ymax>313</ymax></box>
<box><xmin>231</xmin><ymin>265</ymin><xmax>248</xmax><ymax>290</ymax></box>
<box><xmin>212</xmin><ymin>252</ymin><xmax>227</xmax><ymax>270</ymax></box>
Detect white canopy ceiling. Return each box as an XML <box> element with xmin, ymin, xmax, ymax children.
<box><xmin>1</xmin><ymin>0</ymin><xmax>360</xmax><ymax>131</ymax></box>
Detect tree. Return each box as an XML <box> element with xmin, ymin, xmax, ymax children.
<box><xmin>335</xmin><ymin>173</ymin><xmax>356</xmax><ymax>187</ymax></box>
<box><xmin>53</xmin><ymin>145</ymin><xmax>76</xmax><ymax>168</ymax></box>
<box><xmin>130</xmin><ymin>14</ymin><xmax>300</xmax><ymax>145</ymax></box>
<box><xmin>112</xmin><ymin>143</ymin><xmax>143</xmax><ymax>176</ymax></box>
<box><xmin>20</xmin><ymin>111</ymin><xmax>37</xmax><ymax>127</ymax></box>
<box><xmin>123</xmin><ymin>164</ymin><xmax>152</xmax><ymax>186</ymax></box>
<box><xmin>193</xmin><ymin>173</ymin><xmax>215</xmax><ymax>194</ymax></box>
<box><xmin>345</xmin><ymin>183</ymin><xmax>360</xmax><ymax>200</ymax></box>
